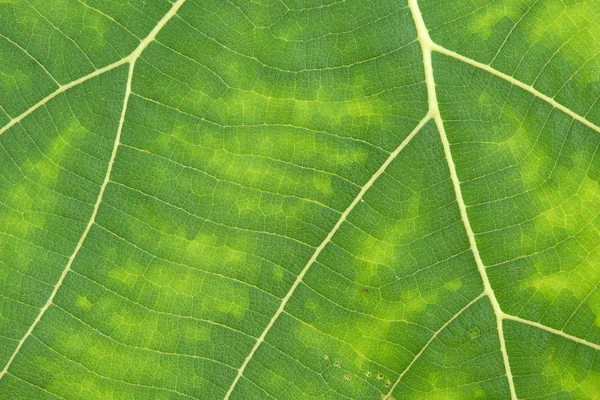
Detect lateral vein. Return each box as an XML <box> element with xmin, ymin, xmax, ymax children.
<box><xmin>223</xmin><ymin>113</ymin><xmax>433</xmax><ymax>399</ymax></box>
<box><xmin>0</xmin><ymin>58</ymin><xmax>128</xmax><ymax>136</ymax></box>
<box><xmin>504</xmin><ymin>314</ymin><xmax>600</xmax><ymax>351</ymax></box>
<box><xmin>431</xmin><ymin>43</ymin><xmax>600</xmax><ymax>135</ymax></box>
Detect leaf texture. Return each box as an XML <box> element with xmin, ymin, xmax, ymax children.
<box><xmin>1</xmin><ymin>0</ymin><xmax>600</xmax><ymax>399</ymax></box>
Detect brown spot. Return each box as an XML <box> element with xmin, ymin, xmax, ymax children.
<box><xmin>363</xmin><ymin>287</ymin><xmax>369</xmax><ymax>293</ymax></box>
<box><xmin>344</xmin><ymin>375</ymin><xmax>351</xmax><ymax>381</ymax></box>
<box><xmin>323</xmin><ymin>355</ymin><xmax>329</xmax><ymax>360</ymax></box>
<box><xmin>365</xmin><ymin>371</ymin><xmax>372</xmax><ymax>377</ymax></box>
<box><xmin>385</xmin><ymin>381</ymin><xmax>391</xmax><ymax>387</ymax></box>
<box><xmin>334</xmin><ymin>360</ymin><xmax>340</xmax><ymax>367</ymax></box>
<box><xmin>377</xmin><ymin>374</ymin><xmax>383</xmax><ymax>380</ymax></box>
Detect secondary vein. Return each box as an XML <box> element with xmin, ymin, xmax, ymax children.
<box><xmin>0</xmin><ymin>0</ymin><xmax>188</xmax><ymax>137</ymax></box>
<box><xmin>431</xmin><ymin>43</ymin><xmax>600</xmax><ymax>136</ymax></box>
<box><xmin>0</xmin><ymin>0</ymin><xmax>188</xmax><ymax>380</ymax></box>
<box><xmin>223</xmin><ymin>113</ymin><xmax>433</xmax><ymax>399</ymax></box>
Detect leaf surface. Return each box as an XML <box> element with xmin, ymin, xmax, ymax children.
<box><xmin>1</xmin><ymin>0</ymin><xmax>600</xmax><ymax>399</ymax></box>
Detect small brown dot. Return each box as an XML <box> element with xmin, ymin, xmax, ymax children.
<box><xmin>363</xmin><ymin>287</ymin><xmax>369</xmax><ymax>293</ymax></box>
<box><xmin>323</xmin><ymin>355</ymin><xmax>329</xmax><ymax>360</ymax></box>
<box><xmin>344</xmin><ymin>375</ymin><xmax>351</xmax><ymax>381</ymax></box>
<box><xmin>385</xmin><ymin>381</ymin><xmax>391</xmax><ymax>387</ymax></box>
<box><xmin>334</xmin><ymin>360</ymin><xmax>340</xmax><ymax>367</ymax></box>
<box><xmin>377</xmin><ymin>374</ymin><xmax>383</xmax><ymax>380</ymax></box>
<box><xmin>365</xmin><ymin>371</ymin><xmax>372</xmax><ymax>377</ymax></box>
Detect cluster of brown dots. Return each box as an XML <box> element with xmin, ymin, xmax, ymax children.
<box><xmin>365</xmin><ymin>371</ymin><xmax>391</xmax><ymax>388</ymax></box>
<box><xmin>322</xmin><ymin>355</ymin><xmax>393</xmax><ymax>390</ymax></box>
<box><xmin>322</xmin><ymin>355</ymin><xmax>341</xmax><ymax>368</ymax></box>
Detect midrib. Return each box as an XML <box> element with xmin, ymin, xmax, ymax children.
<box><xmin>0</xmin><ymin>0</ymin><xmax>187</xmax><ymax>381</ymax></box>
<box><xmin>401</xmin><ymin>0</ymin><xmax>519</xmax><ymax>399</ymax></box>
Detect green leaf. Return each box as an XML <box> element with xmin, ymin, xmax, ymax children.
<box><xmin>1</xmin><ymin>0</ymin><xmax>600</xmax><ymax>398</ymax></box>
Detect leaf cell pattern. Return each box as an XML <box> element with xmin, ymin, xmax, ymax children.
<box><xmin>1</xmin><ymin>0</ymin><xmax>600</xmax><ymax>399</ymax></box>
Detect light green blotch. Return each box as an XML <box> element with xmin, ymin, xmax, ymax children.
<box><xmin>83</xmin><ymin>9</ymin><xmax>108</xmax><ymax>38</ymax></box>
<box><xmin>108</xmin><ymin>303</ymin><xmax>145</xmax><ymax>334</ymax></box>
<box><xmin>4</xmin><ymin>120</ymin><xmax>83</xmax><ymax>212</ymax></box>
<box><xmin>245</xmin><ymin>125</ymin><xmax>368</xmax><ymax>169</ymax></box>
<box><xmin>528</xmin><ymin>274</ymin><xmax>568</xmax><ymax>297</ymax></box>
<box><xmin>3</xmin><ymin>69</ymin><xmax>30</xmax><ymax>92</ymax></box>
<box><xmin>2</xmin><ymin>185</ymin><xmax>33</xmax><ymax>235</ymax></box>
<box><xmin>587</xmin><ymin>290</ymin><xmax>600</xmax><ymax>328</ymax></box>
<box><xmin>313</xmin><ymin>173</ymin><xmax>332</xmax><ymax>196</ymax></box>
<box><xmin>542</xmin><ymin>349</ymin><xmax>600</xmax><ymax>398</ymax></box>
<box><xmin>273</xmin><ymin>265</ymin><xmax>284</xmax><ymax>281</ymax></box>
<box><xmin>150</xmin><ymin>241</ymin><xmax>249</xmax><ymax>320</ymax></box>
<box><xmin>468</xmin><ymin>0</ymin><xmax>524</xmax><ymax>39</ymax></box>
<box><xmin>405</xmin><ymin>290</ymin><xmax>437</xmax><ymax>315</ymax></box>
<box><xmin>413</xmin><ymin>386</ymin><xmax>468</xmax><ymax>400</ymax></box>
<box><xmin>497</xmin><ymin>124</ymin><xmax>551</xmax><ymax>191</ymax></box>
<box><xmin>40</xmin><ymin>0</ymin><xmax>109</xmax><ymax>47</ymax></box>
<box><xmin>76</xmin><ymin>296</ymin><xmax>93</xmax><ymax>311</ymax></box>
<box><xmin>469</xmin><ymin>0</ymin><xmax>600</xmax><ymax>87</ymax></box>
<box><xmin>48</xmin><ymin>374</ymin><xmax>111</xmax><ymax>400</ymax></box>
<box><xmin>185</xmin><ymin>324</ymin><xmax>210</xmax><ymax>342</ymax></box>
<box><xmin>351</xmin><ymin>319</ymin><xmax>398</xmax><ymax>366</ymax></box>
<box><xmin>78</xmin><ymin>378</ymin><xmax>108</xmax><ymax>399</ymax></box>
<box><xmin>526</xmin><ymin>2</ymin><xmax>600</xmax><ymax>86</ymax></box>
<box><xmin>27</xmin><ymin>118</ymin><xmax>85</xmax><ymax>186</ymax></box>
<box><xmin>533</xmin><ymin>205</ymin><xmax>567</xmax><ymax>236</ymax></box>
<box><xmin>525</xmin><ymin>257</ymin><xmax>600</xmax><ymax>310</ymax></box>
<box><xmin>186</xmin><ymin>232</ymin><xmax>246</xmax><ymax>272</ymax></box>
<box><xmin>108</xmin><ymin>268</ymin><xmax>138</xmax><ymax>287</ymax></box>
<box><xmin>217</xmin><ymin>87</ymin><xmax>381</xmax><ymax>128</ymax></box>
<box><xmin>444</xmin><ymin>278</ymin><xmax>462</xmax><ymax>292</ymax></box>
<box><xmin>356</xmin><ymin>234</ymin><xmax>396</xmax><ymax>271</ymax></box>
<box><xmin>108</xmin><ymin>260</ymin><xmax>145</xmax><ymax>288</ymax></box>
<box><xmin>354</xmin><ymin>220</ymin><xmax>413</xmax><ymax>273</ymax></box>
<box><xmin>578</xmin><ymin>175</ymin><xmax>600</xmax><ymax>204</ymax></box>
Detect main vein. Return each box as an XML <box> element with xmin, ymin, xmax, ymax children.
<box><xmin>399</xmin><ymin>0</ymin><xmax>519</xmax><ymax>399</ymax></box>
<box><xmin>223</xmin><ymin>114</ymin><xmax>433</xmax><ymax>399</ymax></box>
<box><xmin>0</xmin><ymin>0</ymin><xmax>187</xmax><ymax>380</ymax></box>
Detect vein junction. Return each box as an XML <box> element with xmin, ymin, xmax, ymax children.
<box><xmin>400</xmin><ymin>0</ymin><xmax>520</xmax><ymax>398</ymax></box>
